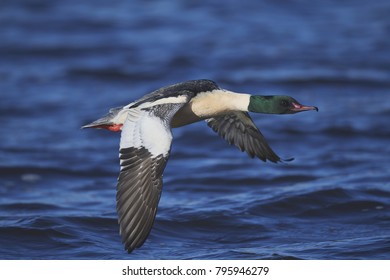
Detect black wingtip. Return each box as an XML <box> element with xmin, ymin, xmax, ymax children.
<box><xmin>282</xmin><ymin>157</ymin><xmax>295</xmax><ymax>162</ymax></box>
<box><xmin>126</xmin><ymin>247</ymin><xmax>135</xmax><ymax>254</ymax></box>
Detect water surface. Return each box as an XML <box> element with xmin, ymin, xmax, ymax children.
<box><xmin>0</xmin><ymin>0</ymin><xmax>389</xmax><ymax>259</ymax></box>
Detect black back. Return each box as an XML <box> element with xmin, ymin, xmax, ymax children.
<box><xmin>129</xmin><ymin>79</ymin><xmax>220</xmax><ymax>109</ymax></box>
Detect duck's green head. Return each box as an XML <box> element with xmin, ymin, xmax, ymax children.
<box><xmin>248</xmin><ymin>95</ymin><xmax>318</xmax><ymax>114</ymax></box>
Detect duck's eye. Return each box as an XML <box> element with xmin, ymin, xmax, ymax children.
<box><xmin>280</xmin><ymin>100</ymin><xmax>289</xmax><ymax>107</ymax></box>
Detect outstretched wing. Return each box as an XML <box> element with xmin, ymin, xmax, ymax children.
<box><xmin>117</xmin><ymin>145</ymin><xmax>167</xmax><ymax>252</ymax></box>
<box><xmin>206</xmin><ymin>112</ymin><xmax>289</xmax><ymax>163</ymax></box>
<box><xmin>117</xmin><ymin>94</ymin><xmax>193</xmax><ymax>253</ymax></box>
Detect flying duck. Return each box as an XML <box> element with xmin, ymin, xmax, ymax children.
<box><xmin>82</xmin><ymin>79</ymin><xmax>318</xmax><ymax>253</ymax></box>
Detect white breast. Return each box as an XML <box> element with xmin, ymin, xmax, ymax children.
<box><xmin>190</xmin><ymin>89</ymin><xmax>250</xmax><ymax>117</ymax></box>
<box><xmin>171</xmin><ymin>89</ymin><xmax>251</xmax><ymax>127</ymax></box>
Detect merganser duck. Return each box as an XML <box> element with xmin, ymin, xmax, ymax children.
<box><xmin>82</xmin><ymin>79</ymin><xmax>318</xmax><ymax>253</ymax></box>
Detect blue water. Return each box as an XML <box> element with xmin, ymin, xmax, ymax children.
<box><xmin>0</xmin><ymin>0</ymin><xmax>389</xmax><ymax>259</ymax></box>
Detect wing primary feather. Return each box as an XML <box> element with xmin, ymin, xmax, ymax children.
<box><xmin>116</xmin><ymin>147</ymin><xmax>168</xmax><ymax>253</ymax></box>
<box><xmin>206</xmin><ymin>112</ymin><xmax>287</xmax><ymax>163</ymax></box>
